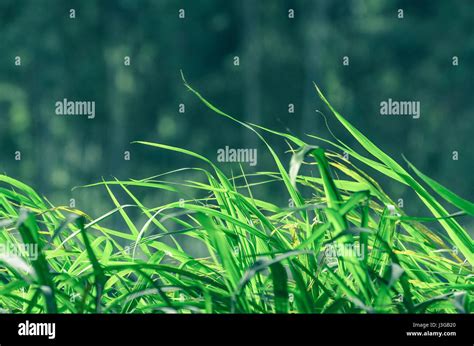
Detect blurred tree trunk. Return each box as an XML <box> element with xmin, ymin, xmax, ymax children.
<box><xmin>101</xmin><ymin>5</ymin><xmax>127</xmax><ymax>177</ymax></box>
<box><xmin>242</xmin><ymin>0</ymin><xmax>261</xmax><ymax>150</ymax></box>
<box><xmin>301</xmin><ymin>0</ymin><xmax>329</xmax><ymax>135</ymax></box>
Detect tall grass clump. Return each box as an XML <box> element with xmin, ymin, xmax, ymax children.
<box><xmin>0</xmin><ymin>79</ymin><xmax>472</xmax><ymax>314</ymax></box>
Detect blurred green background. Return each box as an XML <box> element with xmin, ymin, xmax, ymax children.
<box><xmin>0</xmin><ymin>0</ymin><xmax>472</xmax><ymax>224</ymax></box>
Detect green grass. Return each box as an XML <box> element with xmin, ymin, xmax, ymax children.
<box><xmin>0</xmin><ymin>80</ymin><xmax>472</xmax><ymax>313</ymax></box>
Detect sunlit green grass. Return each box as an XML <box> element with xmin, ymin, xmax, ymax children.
<box><xmin>0</xmin><ymin>79</ymin><xmax>472</xmax><ymax>313</ymax></box>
